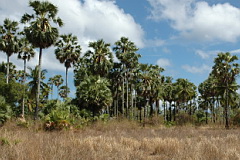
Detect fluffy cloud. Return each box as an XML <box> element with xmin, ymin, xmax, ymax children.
<box><xmin>182</xmin><ymin>64</ymin><xmax>211</xmax><ymax>74</ymax></box>
<box><xmin>0</xmin><ymin>0</ymin><xmax>144</xmax><ymax>71</ymax></box>
<box><xmin>156</xmin><ymin>58</ymin><xmax>171</xmax><ymax>68</ymax></box>
<box><xmin>148</xmin><ymin>0</ymin><xmax>240</xmax><ymax>42</ymax></box>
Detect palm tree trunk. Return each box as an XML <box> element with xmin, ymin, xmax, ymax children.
<box><xmin>155</xmin><ymin>99</ymin><xmax>159</xmax><ymax>116</ymax></box>
<box><xmin>173</xmin><ymin>102</ymin><xmax>176</xmax><ymax>121</ymax></box>
<box><xmin>35</xmin><ymin>47</ymin><xmax>42</xmax><ymax>120</ymax></box>
<box><xmin>122</xmin><ymin>76</ymin><xmax>124</xmax><ymax>116</ymax></box>
<box><xmin>169</xmin><ymin>101</ymin><xmax>172</xmax><ymax>121</ymax></box>
<box><xmin>126</xmin><ymin>77</ymin><xmax>129</xmax><ymax>118</ymax></box>
<box><xmin>22</xmin><ymin>59</ymin><xmax>27</xmax><ymax>117</ymax></box>
<box><xmin>66</xmin><ymin>67</ymin><xmax>68</xmax><ymax>98</ymax></box>
<box><xmin>163</xmin><ymin>101</ymin><xmax>166</xmax><ymax>121</ymax></box>
<box><xmin>6</xmin><ymin>55</ymin><xmax>10</xmax><ymax>84</ymax></box>
<box><xmin>225</xmin><ymin>87</ymin><xmax>230</xmax><ymax>129</ymax></box>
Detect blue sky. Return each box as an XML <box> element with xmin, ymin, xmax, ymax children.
<box><xmin>0</xmin><ymin>0</ymin><xmax>240</xmax><ymax>98</ymax></box>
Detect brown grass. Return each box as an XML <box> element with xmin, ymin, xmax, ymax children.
<box><xmin>0</xmin><ymin>120</ymin><xmax>240</xmax><ymax>160</ymax></box>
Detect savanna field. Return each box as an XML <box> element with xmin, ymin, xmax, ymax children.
<box><xmin>1</xmin><ymin>120</ymin><xmax>240</xmax><ymax>160</ymax></box>
<box><xmin>1</xmin><ymin>1</ymin><xmax>240</xmax><ymax>160</ymax></box>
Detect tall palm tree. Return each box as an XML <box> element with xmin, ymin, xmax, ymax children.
<box><xmin>55</xmin><ymin>33</ymin><xmax>81</xmax><ymax>97</ymax></box>
<box><xmin>21</xmin><ymin>1</ymin><xmax>63</xmax><ymax>119</ymax></box>
<box><xmin>211</xmin><ymin>52</ymin><xmax>239</xmax><ymax>129</ymax></box>
<box><xmin>0</xmin><ymin>18</ymin><xmax>20</xmax><ymax>84</ymax></box>
<box><xmin>18</xmin><ymin>38</ymin><xmax>35</xmax><ymax>117</ymax></box>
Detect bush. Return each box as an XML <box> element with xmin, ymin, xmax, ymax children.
<box><xmin>175</xmin><ymin>111</ymin><xmax>193</xmax><ymax>126</ymax></box>
<box><xmin>0</xmin><ymin>96</ymin><xmax>13</xmax><ymax>125</ymax></box>
<box><xmin>194</xmin><ymin>109</ymin><xmax>206</xmax><ymax>125</ymax></box>
<box><xmin>44</xmin><ymin>101</ymin><xmax>72</xmax><ymax>130</ymax></box>
<box><xmin>232</xmin><ymin>109</ymin><xmax>240</xmax><ymax>126</ymax></box>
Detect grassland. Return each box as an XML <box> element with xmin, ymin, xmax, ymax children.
<box><xmin>0</xmin><ymin>120</ymin><xmax>240</xmax><ymax>160</ymax></box>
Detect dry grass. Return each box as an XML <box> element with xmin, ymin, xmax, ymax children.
<box><xmin>0</xmin><ymin>120</ymin><xmax>240</xmax><ymax>160</ymax></box>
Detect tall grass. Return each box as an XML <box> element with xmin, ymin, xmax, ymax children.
<box><xmin>0</xmin><ymin>120</ymin><xmax>240</xmax><ymax>160</ymax></box>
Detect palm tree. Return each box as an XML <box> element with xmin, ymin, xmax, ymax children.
<box><xmin>52</xmin><ymin>75</ymin><xmax>64</xmax><ymax>99</ymax></box>
<box><xmin>55</xmin><ymin>33</ymin><xmax>81</xmax><ymax>97</ymax></box>
<box><xmin>0</xmin><ymin>18</ymin><xmax>20</xmax><ymax>84</ymax></box>
<box><xmin>18</xmin><ymin>38</ymin><xmax>35</xmax><ymax>117</ymax></box>
<box><xmin>86</xmin><ymin>39</ymin><xmax>113</xmax><ymax>77</ymax></box>
<box><xmin>175</xmin><ymin>78</ymin><xmax>197</xmax><ymax>114</ymax></box>
<box><xmin>28</xmin><ymin>66</ymin><xmax>48</xmax><ymax>112</ymax></box>
<box><xmin>162</xmin><ymin>76</ymin><xmax>174</xmax><ymax>121</ymax></box>
<box><xmin>48</xmin><ymin>77</ymin><xmax>55</xmax><ymax>99</ymax></box>
<box><xmin>59</xmin><ymin>85</ymin><xmax>70</xmax><ymax>99</ymax></box>
<box><xmin>76</xmin><ymin>75</ymin><xmax>113</xmax><ymax>117</ymax></box>
<box><xmin>113</xmin><ymin>37</ymin><xmax>140</xmax><ymax>117</ymax></box>
<box><xmin>0</xmin><ymin>62</ymin><xmax>18</xmax><ymax>80</ymax></box>
<box><xmin>211</xmin><ymin>52</ymin><xmax>239</xmax><ymax>129</ymax></box>
<box><xmin>21</xmin><ymin>1</ymin><xmax>63</xmax><ymax>119</ymax></box>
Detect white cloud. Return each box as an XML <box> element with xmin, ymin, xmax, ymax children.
<box><xmin>162</xmin><ymin>47</ymin><xmax>171</xmax><ymax>54</ymax></box>
<box><xmin>148</xmin><ymin>0</ymin><xmax>240</xmax><ymax>42</ymax></box>
<box><xmin>230</xmin><ymin>49</ymin><xmax>240</xmax><ymax>54</ymax></box>
<box><xmin>0</xmin><ymin>0</ymin><xmax>145</xmax><ymax>71</ymax></box>
<box><xmin>195</xmin><ymin>50</ymin><xmax>220</xmax><ymax>59</ymax></box>
<box><xmin>156</xmin><ymin>58</ymin><xmax>171</xmax><ymax>68</ymax></box>
<box><xmin>145</xmin><ymin>38</ymin><xmax>165</xmax><ymax>47</ymax></box>
<box><xmin>195</xmin><ymin>48</ymin><xmax>240</xmax><ymax>59</ymax></box>
<box><xmin>182</xmin><ymin>64</ymin><xmax>211</xmax><ymax>74</ymax></box>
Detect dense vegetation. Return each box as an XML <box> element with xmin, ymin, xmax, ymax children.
<box><xmin>0</xmin><ymin>1</ymin><xmax>240</xmax><ymax>131</ymax></box>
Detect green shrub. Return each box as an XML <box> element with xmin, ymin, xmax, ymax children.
<box><xmin>194</xmin><ymin>109</ymin><xmax>206</xmax><ymax>125</ymax></box>
<box><xmin>0</xmin><ymin>96</ymin><xmax>13</xmax><ymax>125</ymax></box>
<box><xmin>232</xmin><ymin>109</ymin><xmax>240</xmax><ymax>126</ymax></box>
<box><xmin>175</xmin><ymin>111</ymin><xmax>193</xmax><ymax>126</ymax></box>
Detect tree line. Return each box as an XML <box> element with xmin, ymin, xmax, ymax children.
<box><xmin>0</xmin><ymin>1</ymin><xmax>239</xmax><ymax>129</ymax></box>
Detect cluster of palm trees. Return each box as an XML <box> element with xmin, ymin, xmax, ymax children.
<box><xmin>0</xmin><ymin>1</ymin><xmax>239</xmax><ymax>129</ymax></box>
<box><xmin>198</xmin><ymin>52</ymin><xmax>239</xmax><ymax>129</ymax></box>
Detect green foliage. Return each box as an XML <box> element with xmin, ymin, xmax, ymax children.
<box><xmin>194</xmin><ymin>109</ymin><xmax>206</xmax><ymax>124</ymax></box>
<box><xmin>232</xmin><ymin>109</ymin><xmax>240</xmax><ymax>126</ymax></box>
<box><xmin>0</xmin><ymin>74</ymin><xmax>24</xmax><ymax>105</ymax></box>
<box><xmin>44</xmin><ymin>100</ymin><xmax>81</xmax><ymax>130</ymax></box>
<box><xmin>44</xmin><ymin>106</ymin><xmax>71</xmax><ymax>130</ymax></box>
<box><xmin>175</xmin><ymin>111</ymin><xmax>193</xmax><ymax>126</ymax></box>
<box><xmin>0</xmin><ymin>96</ymin><xmax>13</xmax><ymax>124</ymax></box>
<box><xmin>99</xmin><ymin>114</ymin><xmax>110</xmax><ymax>122</ymax></box>
<box><xmin>0</xmin><ymin>137</ymin><xmax>10</xmax><ymax>146</ymax></box>
<box><xmin>76</xmin><ymin>75</ymin><xmax>113</xmax><ymax>116</ymax></box>
<box><xmin>164</xmin><ymin>121</ymin><xmax>175</xmax><ymax>127</ymax></box>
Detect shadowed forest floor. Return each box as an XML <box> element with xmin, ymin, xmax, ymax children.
<box><xmin>0</xmin><ymin>120</ymin><xmax>240</xmax><ymax>160</ymax></box>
